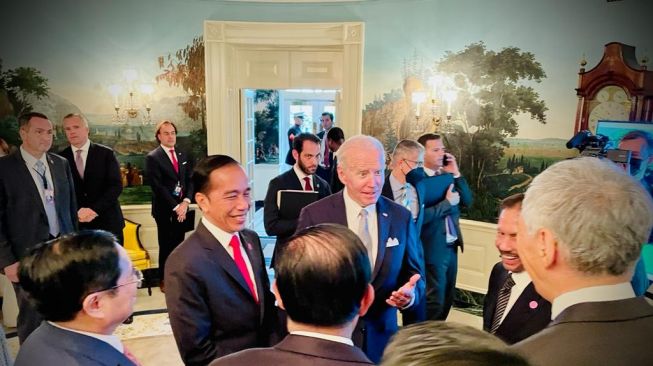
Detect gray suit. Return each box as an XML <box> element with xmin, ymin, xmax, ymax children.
<box><xmin>0</xmin><ymin>150</ymin><xmax>77</xmax><ymax>342</ymax></box>
<box><xmin>512</xmin><ymin>297</ymin><xmax>653</xmax><ymax>366</ymax></box>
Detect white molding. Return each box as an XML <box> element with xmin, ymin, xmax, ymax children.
<box><xmin>457</xmin><ymin>219</ymin><xmax>498</xmax><ymax>294</ymax></box>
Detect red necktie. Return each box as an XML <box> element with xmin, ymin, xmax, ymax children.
<box><xmin>169</xmin><ymin>149</ymin><xmax>179</xmax><ymax>174</ymax></box>
<box><xmin>229</xmin><ymin>235</ymin><xmax>258</xmax><ymax>303</ymax></box>
<box><xmin>323</xmin><ymin>142</ymin><xmax>330</xmax><ymax>168</ymax></box>
<box><xmin>303</xmin><ymin>176</ymin><xmax>312</xmax><ymax>191</ymax></box>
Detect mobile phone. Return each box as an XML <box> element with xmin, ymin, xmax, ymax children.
<box><xmin>442</xmin><ymin>154</ymin><xmax>449</xmax><ymax>166</ymax></box>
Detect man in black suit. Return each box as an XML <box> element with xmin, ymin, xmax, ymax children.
<box><xmin>417</xmin><ymin>133</ymin><xmax>473</xmax><ymax>320</ymax></box>
<box><xmin>59</xmin><ymin>113</ymin><xmax>125</xmax><ymax>244</ymax></box>
<box><xmin>165</xmin><ymin>155</ymin><xmax>279</xmax><ymax>366</ymax></box>
<box><xmin>297</xmin><ymin>135</ymin><xmax>424</xmax><ymax>363</ymax></box>
<box><xmin>316</xmin><ymin>112</ymin><xmax>334</xmax><ymax>182</ymax></box>
<box><xmin>212</xmin><ymin>224</ymin><xmax>374</xmax><ymax>366</ymax></box>
<box><xmin>145</xmin><ymin>120</ymin><xmax>193</xmax><ymax>291</ymax></box>
<box><xmin>284</xmin><ymin>113</ymin><xmax>304</xmax><ymax>166</ymax></box>
<box><xmin>15</xmin><ymin>231</ymin><xmax>140</xmax><ymax>366</ymax></box>
<box><xmin>327</xmin><ymin>127</ymin><xmax>345</xmax><ymax>193</ymax></box>
<box><xmin>264</xmin><ymin>133</ymin><xmax>330</xmax><ymax>267</ymax></box>
<box><xmin>0</xmin><ymin>112</ymin><xmax>77</xmax><ymax>342</ymax></box>
<box><xmin>482</xmin><ymin>193</ymin><xmax>550</xmax><ymax>344</ymax></box>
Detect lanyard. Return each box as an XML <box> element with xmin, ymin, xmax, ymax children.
<box><xmin>33</xmin><ymin>167</ymin><xmax>48</xmax><ymax>189</ymax></box>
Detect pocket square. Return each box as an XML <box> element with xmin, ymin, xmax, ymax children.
<box><xmin>386</xmin><ymin>237</ymin><xmax>399</xmax><ymax>247</ymax></box>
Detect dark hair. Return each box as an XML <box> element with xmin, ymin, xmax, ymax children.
<box><xmin>18</xmin><ymin>112</ymin><xmax>50</xmax><ymax>129</ymax></box>
<box><xmin>293</xmin><ymin>133</ymin><xmax>321</xmax><ymax>154</ymax></box>
<box><xmin>621</xmin><ymin>130</ymin><xmax>653</xmax><ymax>154</ymax></box>
<box><xmin>417</xmin><ymin>133</ymin><xmax>442</xmax><ymax>147</ymax></box>
<box><xmin>192</xmin><ymin>154</ymin><xmax>239</xmax><ymax>195</ymax></box>
<box><xmin>154</xmin><ymin>120</ymin><xmax>178</xmax><ymax>143</ymax></box>
<box><xmin>327</xmin><ymin>127</ymin><xmax>345</xmax><ymax>141</ymax></box>
<box><xmin>500</xmin><ymin>193</ymin><xmax>524</xmax><ymax>211</ymax></box>
<box><xmin>321</xmin><ymin>112</ymin><xmax>334</xmax><ymax>122</ymax></box>
<box><xmin>276</xmin><ymin>224</ymin><xmax>371</xmax><ymax>326</ymax></box>
<box><xmin>18</xmin><ymin>230</ymin><xmax>121</xmax><ymax>322</ymax></box>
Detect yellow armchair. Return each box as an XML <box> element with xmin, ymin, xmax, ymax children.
<box><xmin>123</xmin><ymin>219</ymin><xmax>151</xmax><ymax>270</ymax></box>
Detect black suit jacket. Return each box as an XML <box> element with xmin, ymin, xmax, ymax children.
<box><xmin>165</xmin><ymin>223</ymin><xmax>279</xmax><ymax>366</ymax></box>
<box><xmin>329</xmin><ymin>157</ymin><xmax>344</xmax><ymax>193</ymax></box>
<box><xmin>59</xmin><ymin>142</ymin><xmax>124</xmax><ymax>236</ymax></box>
<box><xmin>482</xmin><ymin>263</ymin><xmax>551</xmax><ymax>344</ymax></box>
<box><xmin>15</xmin><ymin>322</ymin><xmax>136</xmax><ymax>366</ymax></box>
<box><xmin>210</xmin><ymin>334</ymin><xmax>373</xmax><ymax>366</ymax></box>
<box><xmin>145</xmin><ymin>146</ymin><xmax>193</xmax><ymax>219</ymax></box>
<box><xmin>296</xmin><ymin>192</ymin><xmax>425</xmax><ymax>363</ymax></box>
<box><xmin>0</xmin><ymin>151</ymin><xmax>77</xmax><ymax>268</ymax></box>
<box><xmin>381</xmin><ymin>173</ymin><xmax>427</xmax><ymax>232</ymax></box>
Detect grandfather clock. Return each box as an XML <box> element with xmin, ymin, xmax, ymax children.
<box><xmin>574</xmin><ymin>42</ymin><xmax>653</xmax><ymax>134</ymax></box>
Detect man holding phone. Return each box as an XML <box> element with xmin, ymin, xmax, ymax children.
<box><xmin>417</xmin><ymin>133</ymin><xmax>473</xmax><ymax>320</ymax></box>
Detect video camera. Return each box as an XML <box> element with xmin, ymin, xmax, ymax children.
<box><xmin>566</xmin><ymin>130</ymin><xmax>631</xmax><ymax>164</ymax></box>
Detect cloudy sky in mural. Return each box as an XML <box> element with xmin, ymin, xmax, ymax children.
<box><xmin>2</xmin><ymin>0</ymin><xmax>651</xmax><ymax>139</ymax></box>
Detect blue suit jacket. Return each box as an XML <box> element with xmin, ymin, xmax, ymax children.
<box><xmin>15</xmin><ymin>322</ymin><xmax>135</xmax><ymax>366</ymax></box>
<box><xmin>296</xmin><ymin>192</ymin><xmax>425</xmax><ymax>363</ymax></box>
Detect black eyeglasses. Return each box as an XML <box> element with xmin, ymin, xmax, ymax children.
<box><xmin>403</xmin><ymin>159</ymin><xmax>424</xmax><ymax>168</ymax></box>
<box><xmin>90</xmin><ymin>268</ymin><xmax>143</xmax><ymax>294</ymax></box>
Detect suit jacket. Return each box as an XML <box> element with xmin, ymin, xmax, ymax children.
<box><xmin>416</xmin><ymin>173</ymin><xmax>472</xmax><ymax>263</ymax></box>
<box><xmin>264</xmin><ymin>169</ymin><xmax>330</xmax><ymax>251</ymax></box>
<box><xmin>210</xmin><ymin>334</ymin><xmax>373</xmax><ymax>366</ymax></box>
<box><xmin>59</xmin><ymin>143</ymin><xmax>124</xmax><ymax>236</ymax></box>
<box><xmin>296</xmin><ymin>192</ymin><xmax>425</xmax><ymax>363</ymax></box>
<box><xmin>482</xmin><ymin>263</ymin><xmax>551</xmax><ymax>344</ymax></box>
<box><xmin>381</xmin><ymin>173</ymin><xmax>427</xmax><ymax>232</ymax></box>
<box><xmin>165</xmin><ymin>223</ymin><xmax>279</xmax><ymax>366</ymax></box>
<box><xmin>15</xmin><ymin>322</ymin><xmax>135</xmax><ymax>366</ymax></box>
<box><xmin>145</xmin><ymin>146</ymin><xmax>193</xmax><ymax>220</ymax></box>
<box><xmin>512</xmin><ymin>297</ymin><xmax>653</xmax><ymax>366</ymax></box>
<box><xmin>329</xmin><ymin>157</ymin><xmax>344</xmax><ymax>193</ymax></box>
<box><xmin>0</xmin><ymin>151</ymin><xmax>77</xmax><ymax>268</ymax></box>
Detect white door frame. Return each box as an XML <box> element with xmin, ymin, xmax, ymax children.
<box><xmin>203</xmin><ymin>21</ymin><xmax>364</xmax><ymax>161</ymax></box>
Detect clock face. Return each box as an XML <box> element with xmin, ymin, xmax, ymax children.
<box><xmin>587</xmin><ymin>86</ymin><xmax>631</xmax><ymax>133</ymax></box>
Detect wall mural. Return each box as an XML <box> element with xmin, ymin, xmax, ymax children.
<box><xmin>1</xmin><ymin>0</ymin><xmax>650</xmax><ymax>221</ymax></box>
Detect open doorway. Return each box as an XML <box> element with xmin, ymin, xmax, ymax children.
<box><xmin>245</xmin><ymin>88</ymin><xmax>337</xmax><ymax>236</ymax></box>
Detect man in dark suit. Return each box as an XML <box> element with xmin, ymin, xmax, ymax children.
<box><xmin>417</xmin><ymin>133</ymin><xmax>473</xmax><ymax>320</ymax></box>
<box><xmin>212</xmin><ymin>224</ymin><xmax>374</xmax><ymax>366</ymax></box>
<box><xmin>297</xmin><ymin>135</ymin><xmax>424</xmax><ymax>363</ymax></box>
<box><xmin>315</xmin><ymin>112</ymin><xmax>334</xmax><ymax>182</ymax></box>
<box><xmin>59</xmin><ymin>113</ymin><xmax>125</xmax><ymax>243</ymax></box>
<box><xmin>512</xmin><ymin>157</ymin><xmax>653</xmax><ymax>365</ymax></box>
<box><xmin>165</xmin><ymin>155</ymin><xmax>279</xmax><ymax>366</ymax></box>
<box><xmin>145</xmin><ymin>120</ymin><xmax>193</xmax><ymax>290</ymax></box>
<box><xmin>482</xmin><ymin>193</ymin><xmax>550</xmax><ymax>344</ymax></box>
<box><xmin>284</xmin><ymin>113</ymin><xmax>304</xmax><ymax>166</ymax></box>
<box><xmin>264</xmin><ymin>133</ymin><xmax>330</xmax><ymax>267</ymax></box>
<box><xmin>15</xmin><ymin>231</ymin><xmax>141</xmax><ymax>366</ymax></box>
<box><xmin>327</xmin><ymin>127</ymin><xmax>346</xmax><ymax>193</ymax></box>
<box><xmin>0</xmin><ymin>112</ymin><xmax>77</xmax><ymax>342</ymax></box>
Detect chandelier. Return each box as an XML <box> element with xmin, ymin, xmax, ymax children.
<box><xmin>411</xmin><ymin>74</ymin><xmax>457</xmax><ymax>134</ymax></box>
<box><xmin>108</xmin><ymin>69</ymin><xmax>154</xmax><ymax>126</ymax></box>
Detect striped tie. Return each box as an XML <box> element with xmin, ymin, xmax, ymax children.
<box><xmin>491</xmin><ymin>273</ymin><xmax>515</xmax><ymax>333</ymax></box>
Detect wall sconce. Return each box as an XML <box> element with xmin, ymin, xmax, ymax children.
<box><xmin>411</xmin><ymin>73</ymin><xmax>457</xmax><ymax>133</ymax></box>
<box><xmin>109</xmin><ymin>69</ymin><xmax>154</xmax><ymax>125</ymax></box>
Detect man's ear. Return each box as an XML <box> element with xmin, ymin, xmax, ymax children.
<box><xmin>538</xmin><ymin>228</ymin><xmax>558</xmax><ymax>269</ymax></box>
<box><xmin>358</xmin><ymin>284</ymin><xmax>375</xmax><ymax>317</ymax></box>
<box><xmin>292</xmin><ymin>149</ymin><xmax>299</xmax><ymax>163</ymax></box>
<box><xmin>195</xmin><ymin>192</ymin><xmax>208</xmax><ymax>212</ymax></box>
<box><xmin>271</xmin><ymin>281</ymin><xmax>285</xmax><ymax>310</ymax></box>
<box><xmin>82</xmin><ymin>292</ymin><xmax>105</xmax><ymax>319</ymax></box>
<box><xmin>337</xmin><ymin>164</ymin><xmax>347</xmax><ymax>186</ymax></box>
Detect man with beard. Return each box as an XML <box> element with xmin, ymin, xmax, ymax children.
<box><xmin>482</xmin><ymin>193</ymin><xmax>551</xmax><ymax>344</ymax></box>
<box><xmin>265</xmin><ymin>133</ymin><xmax>331</xmax><ymax>267</ymax></box>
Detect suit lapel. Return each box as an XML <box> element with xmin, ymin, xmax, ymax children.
<box><xmin>14</xmin><ymin>153</ymin><xmax>45</xmax><ymax>214</ymax></box>
<box><xmin>331</xmin><ymin>192</ymin><xmax>349</xmax><ymax>226</ymax></box>
<box><xmin>373</xmin><ymin>199</ymin><xmax>390</xmax><ymax>279</ymax></box>
<box><xmin>239</xmin><ymin>230</ymin><xmax>266</xmax><ymax>319</ymax></box>
<box><xmin>156</xmin><ymin>146</ymin><xmax>179</xmax><ymax>179</ymax></box>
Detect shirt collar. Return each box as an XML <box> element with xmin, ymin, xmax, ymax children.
<box><xmin>510</xmin><ymin>269</ymin><xmax>532</xmax><ymax>287</ymax></box>
<box><xmin>551</xmin><ymin>282</ymin><xmax>635</xmax><ymax>320</ymax></box>
<box><xmin>201</xmin><ymin>217</ymin><xmax>238</xmax><ymax>250</ymax></box>
<box><xmin>293</xmin><ymin>164</ymin><xmax>312</xmax><ymax>182</ymax></box>
<box><xmin>424</xmin><ymin>167</ymin><xmax>437</xmax><ymax>176</ymax></box>
<box><xmin>342</xmin><ymin>187</ymin><xmax>375</xmax><ymax>213</ymax></box>
<box><xmin>160</xmin><ymin>144</ymin><xmax>175</xmax><ymax>152</ymax></box>
<box><xmin>388</xmin><ymin>173</ymin><xmax>409</xmax><ymax>192</ymax></box>
<box><xmin>73</xmin><ymin>139</ymin><xmax>91</xmax><ymax>152</ymax></box>
<box><xmin>290</xmin><ymin>331</ymin><xmax>354</xmax><ymax>346</ymax></box>
<box><xmin>20</xmin><ymin>145</ymin><xmax>47</xmax><ymax>168</ymax></box>
<box><xmin>48</xmin><ymin>321</ymin><xmax>124</xmax><ymax>353</ymax></box>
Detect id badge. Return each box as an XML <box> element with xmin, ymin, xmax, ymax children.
<box><xmin>173</xmin><ymin>182</ymin><xmax>182</xmax><ymax>198</ymax></box>
<box><xmin>44</xmin><ymin>188</ymin><xmax>54</xmax><ymax>203</ymax></box>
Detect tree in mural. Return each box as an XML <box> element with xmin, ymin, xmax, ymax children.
<box><xmin>156</xmin><ymin>37</ymin><xmax>206</xmax><ymax>157</ymax></box>
<box><xmin>437</xmin><ymin>42</ymin><xmax>548</xmax><ymax>220</ymax></box>
<box><xmin>0</xmin><ymin>59</ymin><xmax>50</xmax><ymax>147</ymax></box>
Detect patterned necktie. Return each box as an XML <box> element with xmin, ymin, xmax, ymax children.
<box><xmin>228</xmin><ymin>235</ymin><xmax>258</xmax><ymax>303</ymax></box>
<box><xmin>358</xmin><ymin>209</ymin><xmax>374</xmax><ymax>267</ymax></box>
<box><xmin>35</xmin><ymin>160</ymin><xmax>59</xmax><ymax>237</ymax></box>
<box><xmin>303</xmin><ymin>176</ymin><xmax>312</xmax><ymax>191</ymax></box>
<box><xmin>491</xmin><ymin>273</ymin><xmax>516</xmax><ymax>333</ymax></box>
<box><xmin>75</xmin><ymin>149</ymin><xmax>84</xmax><ymax>178</ymax></box>
<box><xmin>400</xmin><ymin>185</ymin><xmax>411</xmax><ymax>209</ymax></box>
<box><xmin>169</xmin><ymin>149</ymin><xmax>179</xmax><ymax>174</ymax></box>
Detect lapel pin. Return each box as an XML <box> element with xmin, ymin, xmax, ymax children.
<box><xmin>247</xmin><ymin>243</ymin><xmax>253</xmax><ymax>251</ymax></box>
<box><xmin>529</xmin><ymin>301</ymin><xmax>538</xmax><ymax>309</ymax></box>
<box><xmin>382</xmin><ymin>212</ymin><xmax>388</xmax><ymax>217</ymax></box>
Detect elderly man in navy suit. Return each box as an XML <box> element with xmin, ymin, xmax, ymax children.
<box><xmin>165</xmin><ymin>155</ymin><xmax>279</xmax><ymax>366</ymax></box>
<box><xmin>0</xmin><ymin>112</ymin><xmax>77</xmax><ymax>342</ymax></box>
<box><xmin>297</xmin><ymin>135</ymin><xmax>424</xmax><ymax>363</ymax></box>
<box><xmin>15</xmin><ymin>231</ymin><xmax>141</xmax><ymax>366</ymax></box>
<box><xmin>512</xmin><ymin>158</ymin><xmax>653</xmax><ymax>365</ymax></box>
<box><xmin>482</xmin><ymin>193</ymin><xmax>550</xmax><ymax>344</ymax></box>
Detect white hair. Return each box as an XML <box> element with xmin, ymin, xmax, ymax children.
<box><xmin>522</xmin><ymin>157</ymin><xmax>653</xmax><ymax>276</ymax></box>
<box><xmin>336</xmin><ymin>135</ymin><xmax>386</xmax><ymax>169</ymax></box>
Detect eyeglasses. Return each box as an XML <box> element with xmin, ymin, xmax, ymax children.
<box><xmin>403</xmin><ymin>159</ymin><xmax>424</xmax><ymax>168</ymax></box>
<box><xmin>91</xmin><ymin>268</ymin><xmax>143</xmax><ymax>294</ymax></box>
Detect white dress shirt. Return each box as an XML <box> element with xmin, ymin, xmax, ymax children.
<box><xmin>343</xmin><ymin>188</ymin><xmax>378</xmax><ymax>266</ymax></box>
<box><xmin>21</xmin><ymin>146</ymin><xmax>55</xmax><ymax>203</ymax></box>
<box><xmin>499</xmin><ymin>270</ymin><xmax>532</xmax><ymax>324</ymax></box>
<box><xmin>72</xmin><ymin>138</ymin><xmax>91</xmax><ymax>167</ymax></box>
<box><xmin>293</xmin><ymin>164</ymin><xmax>314</xmax><ymax>191</ymax></box>
<box><xmin>551</xmin><ymin>282</ymin><xmax>635</xmax><ymax>320</ymax></box>
<box><xmin>201</xmin><ymin>217</ymin><xmax>258</xmax><ymax>295</ymax></box>
<box><xmin>388</xmin><ymin>174</ymin><xmax>418</xmax><ymax>220</ymax></box>
<box><xmin>290</xmin><ymin>331</ymin><xmax>354</xmax><ymax>346</ymax></box>
<box><xmin>49</xmin><ymin>321</ymin><xmax>124</xmax><ymax>353</ymax></box>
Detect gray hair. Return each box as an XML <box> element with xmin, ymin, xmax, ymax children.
<box><xmin>336</xmin><ymin>135</ymin><xmax>386</xmax><ymax>169</ymax></box>
<box><xmin>522</xmin><ymin>157</ymin><xmax>653</xmax><ymax>276</ymax></box>
<box><xmin>381</xmin><ymin>321</ymin><xmax>529</xmax><ymax>366</ymax></box>
<box><xmin>391</xmin><ymin>139</ymin><xmax>424</xmax><ymax>169</ymax></box>
<box><xmin>62</xmin><ymin>113</ymin><xmax>89</xmax><ymax>128</ymax></box>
